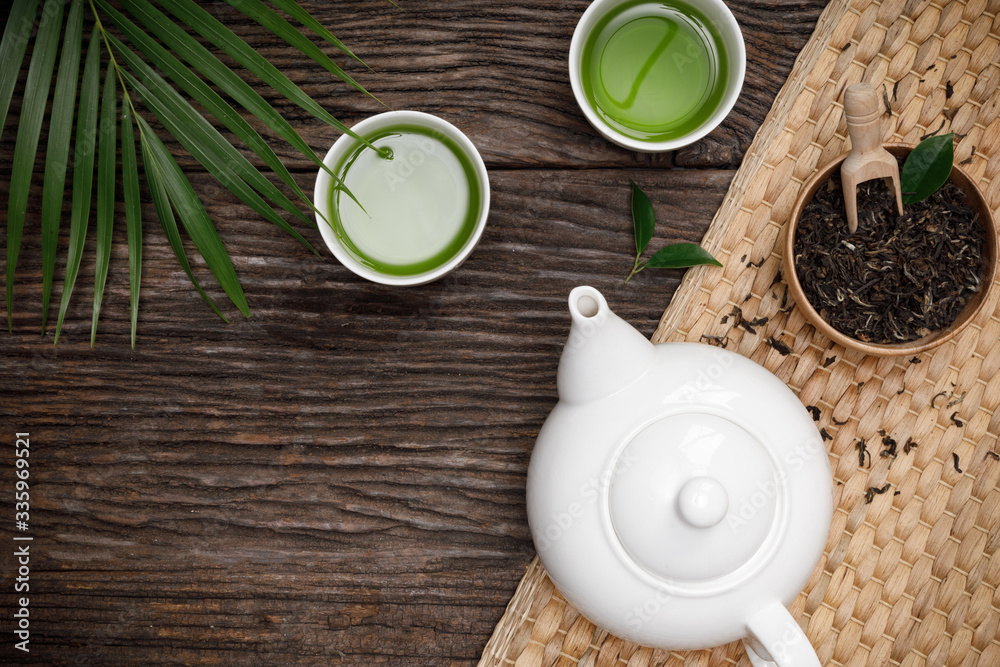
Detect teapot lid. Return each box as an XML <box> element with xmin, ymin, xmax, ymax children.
<box><xmin>609</xmin><ymin>412</ymin><xmax>785</xmax><ymax>588</ymax></box>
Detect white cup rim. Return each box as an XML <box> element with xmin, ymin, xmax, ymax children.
<box><xmin>314</xmin><ymin>111</ymin><xmax>491</xmax><ymax>286</ymax></box>
<box><xmin>568</xmin><ymin>0</ymin><xmax>747</xmax><ymax>153</ymax></box>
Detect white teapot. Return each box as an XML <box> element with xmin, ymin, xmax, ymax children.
<box><xmin>527</xmin><ymin>287</ymin><xmax>833</xmax><ymax>666</ymax></box>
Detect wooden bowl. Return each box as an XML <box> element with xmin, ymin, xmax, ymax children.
<box><xmin>783</xmin><ymin>144</ymin><xmax>998</xmax><ymax>357</ymax></box>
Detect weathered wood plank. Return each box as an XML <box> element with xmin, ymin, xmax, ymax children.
<box><xmin>0</xmin><ymin>167</ymin><xmax>732</xmax><ymax>664</ymax></box>
<box><xmin>0</xmin><ymin>0</ymin><xmax>824</xmax><ymax>172</ymax></box>
<box><xmin>0</xmin><ymin>0</ymin><xmax>826</xmax><ymax>663</ymax></box>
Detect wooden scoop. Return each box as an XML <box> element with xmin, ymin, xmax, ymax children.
<box><xmin>841</xmin><ymin>82</ymin><xmax>903</xmax><ymax>232</ymax></box>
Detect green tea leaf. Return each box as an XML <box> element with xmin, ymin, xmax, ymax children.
<box><xmin>136</xmin><ymin>115</ymin><xmax>250</xmax><ymax>318</ymax></box>
<box><xmin>122</xmin><ymin>102</ymin><xmax>143</xmax><ymax>349</ymax></box>
<box><xmin>6</xmin><ymin>0</ymin><xmax>64</xmax><ymax>332</ymax></box>
<box><xmin>40</xmin><ymin>0</ymin><xmax>84</xmax><ymax>335</ymax></box>
<box><xmin>96</xmin><ymin>0</ymin><xmax>318</xmax><ymax>228</ymax></box>
<box><xmin>0</xmin><ymin>0</ymin><xmax>40</xmax><ymax>146</ymax></box>
<box><xmin>631</xmin><ymin>181</ymin><xmax>655</xmax><ymax>255</ymax></box>
<box><xmin>901</xmin><ymin>132</ymin><xmax>954</xmax><ymax>204</ymax></box>
<box><xmin>644</xmin><ymin>243</ymin><xmax>722</xmax><ymax>269</ymax></box>
<box><xmin>92</xmin><ymin>66</ymin><xmax>117</xmax><ymax>347</ymax></box>
<box><xmin>56</xmin><ymin>25</ymin><xmax>101</xmax><ymax>345</ymax></box>
<box><xmin>139</xmin><ymin>129</ymin><xmax>227</xmax><ymax>322</ymax></box>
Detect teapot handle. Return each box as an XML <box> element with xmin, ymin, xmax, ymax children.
<box><xmin>742</xmin><ymin>600</ymin><xmax>820</xmax><ymax>667</ymax></box>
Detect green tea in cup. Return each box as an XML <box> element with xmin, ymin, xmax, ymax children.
<box><xmin>569</xmin><ymin>0</ymin><xmax>745</xmax><ymax>152</ymax></box>
<box><xmin>315</xmin><ymin>111</ymin><xmax>490</xmax><ymax>285</ymax></box>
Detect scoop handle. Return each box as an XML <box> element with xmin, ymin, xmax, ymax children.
<box><xmin>844</xmin><ymin>83</ymin><xmax>884</xmax><ymax>159</ymax></box>
<box><xmin>742</xmin><ymin>600</ymin><xmax>821</xmax><ymax>667</ymax></box>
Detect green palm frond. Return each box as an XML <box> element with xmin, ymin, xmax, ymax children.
<box><xmin>0</xmin><ymin>0</ymin><xmax>383</xmax><ymax>347</ymax></box>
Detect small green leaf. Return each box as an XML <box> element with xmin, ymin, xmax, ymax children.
<box><xmin>631</xmin><ymin>180</ymin><xmax>655</xmax><ymax>255</ymax></box>
<box><xmin>6</xmin><ymin>0</ymin><xmax>65</xmax><ymax>332</ymax></box>
<box><xmin>122</xmin><ymin>103</ymin><xmax>143</xmax><ymax>349</ymax></box>
<box><xmin>92</xmin><ymin>65</ymin><xmax>117</xmax><ymax>348</ymax></box>
<box><xmin>40</xmin><ymin>0</ymin><xmax>84</xmax><ymax>335</ymax></box>
<box><xmin>644</xmin><ymin>243</ymin><xmax>722</xmax><ymax>269</ymax></box>
<box><xmin>901</xmin><ymin>132</ymin><xmax>954</xmax><ymax>204</ymax></box>
<box><xmin>56</xmin><ymin>25</ymin><xmax>102</xmax><ymax>344</ymax></box>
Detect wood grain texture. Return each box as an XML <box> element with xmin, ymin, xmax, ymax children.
<box><xmin>0</xmin><ymin>0</ymin><xmax>823</xmax><ymax>664</ymax></box>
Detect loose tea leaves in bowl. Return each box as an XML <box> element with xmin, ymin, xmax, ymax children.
<box><xmin>793</xmin><ymin>170</ymin><xmax>986</xmax><ymax>343</ymax></box>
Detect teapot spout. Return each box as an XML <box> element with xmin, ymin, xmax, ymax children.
<box><xmin>557</xmin><ymin>286</ymin><xmax>657</xmax><ymax>404</ymax></box>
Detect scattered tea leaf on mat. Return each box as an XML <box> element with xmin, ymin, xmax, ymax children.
<box><xmin>856</xmin><ymin>439</ymin><xmax>871</xmax><ymax>468</ymax></box>
<box><xmin>950</xmin><ymin>411</ymin><xmax>964</xmax><ymax>427</ymax></box>
<box><xmin>766</xmin><ymin>336</ymin><xmax>791</xmax><ymax>355</ymax></box>
<box><xmin>901</xmin><ymin>132</ymin><xmax>954</xmax><ymax>204</ymax></box>
<box><xmin>903</xmin><ymin>438</ymin><xmax>917</xmax><ymax>454</ymax></box>
<box><xmin>820</xmin><ymin>428</ymin><xmax>832</xmax><ymax>442</ymax></box>
<box><xmin>952</xmin><ymin>453</ymin><xmax>963</xmax><ymax>473</ymax></box>
<box><xmin>987</xmin><ymin>451</ymin><xmax>999</xmax><ymax>461</ymax></box>
<box><xmin>625</xmin><ymin>182</ymin><xmax>721</xmax><ymax>283</ymax></box>
<box><xmin>881</xmin><ymin>434</ymin><xmax>898</xmax><ymax>459</ymax></box>
<box><xmin>865</xmin><ymin>483</ymin><xmax>891</xmax><ymax>504</ymax></box>
<box><xmin>806</xmin><ymin>406</ymin><xmax>820</xmax><ymax>421</ymax></box>
<box><xmin>698</xmin><ymin>334</ymin><xmax>728</xmax><ymax>348</ymax></box>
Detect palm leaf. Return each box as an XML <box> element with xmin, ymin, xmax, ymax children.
<box><xmin>0</xmin><ymin>0</ymin><xmax>40</xmax><ymax>145</ymax></box>
<box><xmin>117</xmin><ymin>67</ymin><xmax>316</xmax><ymax>254</ymax></box>
<box><xmin>111</xmin><ymin>36</ymin><xmax>314</xmax><ymax>234</ymax></box>
<box><xmin>136</xmin><ymin>115</ymin><xmax>250</xmax><ymax>318</ymax></box>
<box><xmin>40</xmin><ymin>0</ymin><xmax>84</xmax><ymax>335</ymax></box>
<box><xmin>267</xmin><ymin>0</ymin><xmax>370</xmax><ymax>68</ymax></box>
<box><xmin>95</xmin><ymin>0</ymin><xmax>320</xmax><ymax>227</ymax></box>
<box><xmin>121</xmin><ymin>102</ymin><xmax>143</xmax><ymax>349</ymax></box>
<box><xmin>91</xmin><ymin>65</ymin><xmax>117</xmax><ymax>347</ymax></box>
<box><xmin>157</xmin><ymin>0</ymin><xmax>375</xmax><ymax>147</ymax></box>
<box><xmin>139</xmin><ymin>129</ymin><xmax>228</xmax><ymax>323</ymax></box>
<box><xmin>114</xmin><ymin>0</ymin><xmax>350</xmax><ymax>198</ymax></box>
<box><xmin>6</xmin><ymin>0</ymin><xmax>64</xmax><ymax>332</ymax></box>
<box><xmin>4</xmin><ymin>0</ymin><xmax>383</xmax><ymax>344</ymax></box>
<box><xmin>55</xmin><ymin>26</ymin><xmax>101</xmax><ymax>344</ymax></box>
<box><xmin>222</xmin><ymin>0</ymin><xmax>373</xmax><ymax>97</ymax></box>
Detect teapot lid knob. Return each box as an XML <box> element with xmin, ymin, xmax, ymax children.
<box><xmin>677</xmin><ymin>476</ymin><xmax>729</xmax><ymax>528</ymax></box>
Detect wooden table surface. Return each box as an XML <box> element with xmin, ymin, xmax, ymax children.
<box><xmin>0</xmin><ymin>1</ymin><xmax>826</xmax><ymax>664</ymax></box>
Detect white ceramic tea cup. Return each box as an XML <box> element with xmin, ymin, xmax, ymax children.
<box><xmin>314</xmin><ymin>111</ymin><xmax>490</xmax><ymax>286</ymax></box>
<box><xmin>569</xmin><ymin>0</ymin><xmax>746</xmax><ymax>152</ymax></box>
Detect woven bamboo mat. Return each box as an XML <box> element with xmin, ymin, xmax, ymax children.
<box><xmin>480</xmin><ymin>0</ymin><xmax>1000</xmax><ymax>664</ymax></box>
